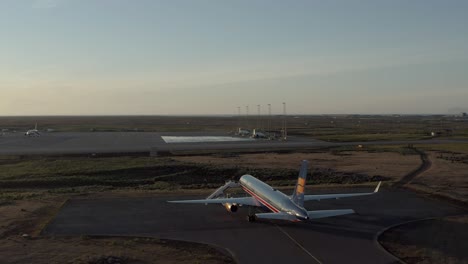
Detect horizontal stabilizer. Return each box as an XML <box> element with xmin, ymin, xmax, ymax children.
<box><xmin>303</xmin><ymin>181</ymin><xmax>382</xmax><ymax>201</ymax></box>
<box><xmin>168</xmin><ymin>197</ymin><xmax>260</xmax><ymax>207</ymax></box>
<box><xmin>255</xmin><ymin>212</ymin><xmax>297</xmax><ymax>221</ymax></box>
<box><xmin>206</xmin><ymin>180</ymin><xmax>240</xmax><ymax>199</ymax></box>
<box><xmin>307</xmin><ymin>209</ymin><xmax>355</xmax><ymax>219</ymax></box>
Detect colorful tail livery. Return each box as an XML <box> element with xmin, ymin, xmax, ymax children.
<box><xmin>291</xmin><ymin>160</ymin><xmax>308</xmax><ymax>207</ymax></box>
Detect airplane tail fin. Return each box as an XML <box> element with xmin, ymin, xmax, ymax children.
<box><xmin>292</xmin><ymin>160</ymin><xmax>308</xmax><ymax>207</ymax></box>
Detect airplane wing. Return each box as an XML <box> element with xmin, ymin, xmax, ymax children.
<box><xmin>307</xmin><ymin>209</ymin><xmax>354</xmax><ymax>219</ymax></box>
<box><xmin>255</xmin><ymin>212</ymin><xmax>297</xmax><ymax>221</ymax></box>
<box><xmin>303</xmin><ymin>181</ymin><xmax>381</xmax><ymax>201</ymax></box>
<box><xmin>168</xmin><ymin>196</ymin><xmax>261</xmax><ymax>207</ymax></box>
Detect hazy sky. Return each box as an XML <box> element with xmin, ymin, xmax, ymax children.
<box><xmin>1</xmin><ymin>0</ymin><xmax>468</xmax><ymax>115</ymax></box>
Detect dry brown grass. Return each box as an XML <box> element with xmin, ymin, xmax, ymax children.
<box><xmin>0</xmin><ymin>197</ymin><xmax>64</xmax><ymax>238</ymax></box>
<box><xmin>174</xmin><ymin>151</ymin><xmax>421</xmax><ymax>181</ymax></box>
<box><xmin>410</xmin><ymin>151</ymin><xmax>468</xmax><ymax>203</ymax></box>
<box><xmin>380</xmin><ymin>215</ymin><xmax>468</xmax><ymax>264</ymax></box>
<box><xmin>0</xmin><ymin>236</ymin><xmax>232</xmax><ymax>264</ymax></box>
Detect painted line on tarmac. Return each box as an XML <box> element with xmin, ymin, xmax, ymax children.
<box><xmin>276</xmin><ymin>225</ymin><xmax>323</xmax><ymax>264</ymax></box>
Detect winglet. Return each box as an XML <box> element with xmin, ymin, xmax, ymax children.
<box><xmin>374</xmin><ymin>181</ymin><xmax>381</xmax><ymax>193</ymax></box>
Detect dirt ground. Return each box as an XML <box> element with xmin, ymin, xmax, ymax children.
<box><xmin>0</xmin><ymin>197</ymin><xmax>63</xmax><ymax>238</ymax></box>
<box><xmin>174</xmin><ymin>151</ymin><xmax>421</xmax><ymax>182</ymax></box>
<box><xmin>0</xmin><ymin>236</ymin><xmax>232</xmax><ymax>264</ymax></box>
<box><xmin>410</xmin><ymin>151</ymin><xmax>468</xmax><ymax>203</ymax></box>
<box><xmin>379</xmin><ymin>150</ymin><xmax>468</xmax><ymax>264</ymax></box>
<box><xmin>380</xmin><ymin>214</ymin><xmax>468</xmax><ymax>264</ymax></box>
<box><xmin>0</xmin><ymin>196</ymin><xmax>233</xmax><ymax>264</ymax></box>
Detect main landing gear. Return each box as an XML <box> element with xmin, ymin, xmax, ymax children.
<box><xmin>247</xmin><ymin>214</ymin><xmax>257</xmax><ymax>222</ymax></box>
<box><xmin>247</xmin><ymin>206</ymin><xmax>257</xmax><ymax>222</ymax></box>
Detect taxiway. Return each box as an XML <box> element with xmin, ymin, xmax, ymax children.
<box><xmin>43</xmin><ymin>187</ymin><xmax>464</xmax><ymax>264</ymax></box>
<box><xmin>0</xmin><ymin>132</ymin><xmax>466</xmax><ymax>155</ymax></box>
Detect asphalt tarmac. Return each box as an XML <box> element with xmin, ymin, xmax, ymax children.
<box><xmin>43</xmin><ymin>187</ymin><xmax>464</xmax><ymax>264</ymax></box>
<box><xmin>0</xmin><ymin>131</ymin><xmax>466</xmax><ymax>155</ymax></box>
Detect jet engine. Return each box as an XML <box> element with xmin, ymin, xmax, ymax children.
<box><xmin>224</xmin><ymin>203</ymin><xmax>238</xmax><ymax>212</ymax></box>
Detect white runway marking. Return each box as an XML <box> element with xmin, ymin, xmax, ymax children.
<box><xmin>162</xmin><ymin>136</ymin><xmax>254</xmax><ymax>143</ymax></box>
<box><xmin>276</xmin><ymin>225</ymin><xmax>323</xmax><ymax>264</ymax></box>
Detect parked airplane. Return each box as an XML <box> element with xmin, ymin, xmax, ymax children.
<box><xmin>25</xmin><ymin>123</ymin><xmax>40</xmax><ymax>136</ymax></box>
<box><xmin>251</xmin><ymin>129</ymin><xmax>266</xmax><ymax>138</ymax></box>
<box><xmin>237</xmin><ymin>128</ymin><xmax>250</xmax><ymax>137</ymax></box>
<box><xmin>169</xmin><ymin>160</ymin><xmax>381</xmax><ymax>222</ymax></box>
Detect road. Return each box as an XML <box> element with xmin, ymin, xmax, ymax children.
<box><xmin>0</xmin><ymin>132</ymin><xmax>466</xmax><ymax>155</ymax></box>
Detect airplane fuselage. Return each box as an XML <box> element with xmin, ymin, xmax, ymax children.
<box><xmin>25</xmin><ymin>129</ymin><xmax>39</xmax><ymax>136</ymax></box>
<box><xmin>240</xmin><ymin>175</ymin><xmax>309</xmax><ymax>221</ymax></box>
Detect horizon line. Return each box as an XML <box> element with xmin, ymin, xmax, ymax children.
<box><xmin>0</xmin><ymin>113</ymin><xmax>462</xmax><ymax>117</ymax></box>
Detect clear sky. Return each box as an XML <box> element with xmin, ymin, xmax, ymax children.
<box><xmin>1</xmin><ymin>0</ymin><xmax>467</xmax><ymax>115</ymax></box>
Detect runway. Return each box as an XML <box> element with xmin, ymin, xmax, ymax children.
<box><xmin>42</xmin><ymin>187</ymin><xmax>464</xmax><ymax>264</ymax></box>
<box><xmin>0</xmin><ymin>131</ymin><xmax>466</xmax><ymax>155</ymax></box>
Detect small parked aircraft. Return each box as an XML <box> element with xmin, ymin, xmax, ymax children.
<box><xmin>25</xmin><ymin>123</ymin><xmax>40</xmax><ymax>136</ymax></box>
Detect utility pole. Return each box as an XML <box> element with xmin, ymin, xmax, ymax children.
<box><xmin>257</xmin><ymin>104</ymin><xmax>261</xmax><ymax>130</ymax></box>
<box><xmin>282</xmin><ymin>102</ymin><xmax>287</xmax><ymax>140</ymax></box>
<box><xmin>237</xmin><ymin>106</ymin><xmax>241</xmax><ymax>132</ymax></box>
<box><xmin>267</xmin><ymin>104</ymin><xmax>271</xmax><ymax>137</ymax></box>
<box><xmin>245</xmin><ymin>105</ymin><xmax>249</xmax><ymax>130</ymax></box>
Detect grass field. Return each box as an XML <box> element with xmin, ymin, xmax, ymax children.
<box><xmin>1</xmin><ymin>115</ymin><xmax>467</xmax><ymax>142</ymax></box>
<box><xmin>0</xmin><ymin>147</ymin><xmax>422</xmax><ymax>205</ymax></box>
<box><xmin>0</xmin><ymin>148</ymin><xmax>420</xmax><ymax>203</ymax></box>
<box><xmin>0</xmin><ymin>156</ymin><xmax>380</xmax><ymax>191</ymax></box>
<box><xmin>314</xmin><ymin>133</ymin><xmax>431</xmax><ymax>142</ymax></box>
<box><xmin>408</xmin><ymin>150</ymin><xmax>468</xmax><ymax>204</ymax></box>
<box><xmin>418</xmin><ymin>143</ymin><xmax>468</xmax><ymax>154</ymax></box>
